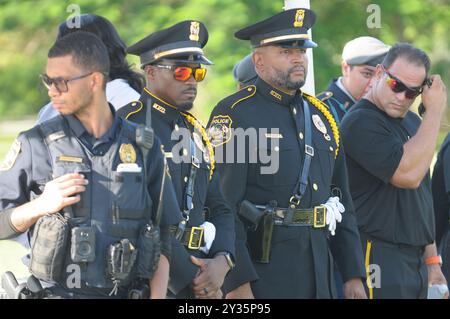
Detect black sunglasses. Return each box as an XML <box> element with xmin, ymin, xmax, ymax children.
<box><xmin>40</xmin><ymin>72</ymin><xmax>93</xmax><ymax>93</ymax></box>
<box><xmin>381</xmin><ymin>65</ymin><xmax>426</xmax><ymax>99</ymax></box>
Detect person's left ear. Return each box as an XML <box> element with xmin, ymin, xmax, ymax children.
<box><xmin>91</xmin><ymin>72</ymin><xmax>106</xmax><ymax>92</ymax></box>
<box><xmin>252</xmin><ymin>51</ymin><xmax>264</xmax><ymax>74</ymax></box>
<box><xmin>374</xmin><ymin>64</ymin><xmax>384</xmax><ymax>79</ymax></box>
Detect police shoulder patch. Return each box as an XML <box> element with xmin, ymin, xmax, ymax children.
<box><xmin>316</xmin><ymin>91</ymin><xmax>333</xmax><ymax>102</ymax></box>
<box><xmin>0</xmin><ymin>139</ymin><xmax>21</xmax><ymax>171</ymax></box>
<box><xmin>208</xmin><ymin>115</ymin><xmax>233</xmax><ymax>147</ymax></box>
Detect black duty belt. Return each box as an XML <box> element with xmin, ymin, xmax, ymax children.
<box><xmin>272</xmin><ymin>206</ymin><xmax>326</xmax><ymax>228</ymax></box>
<box><xmin>170</xmin><ymin>226</ymin><xmax>205</xmax><ymax>250</ymax></box>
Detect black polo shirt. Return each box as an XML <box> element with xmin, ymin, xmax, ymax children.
<box><xmin>0</xmin><ymin>105</ymin><xmax>181</xmax><ymax>239</ymax></box>
<box><xmin>432</xmin><ymin>133</ymin><xmax>450</xmax><ymax>246</ymax></box>
<box><xmin>341</xmin><ymin>98</ymin><xmax>435</xmax><ymax>246</ymax></box>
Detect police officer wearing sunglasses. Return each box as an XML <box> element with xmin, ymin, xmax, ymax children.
<box><xmin>341</xmin><ymin>43</ymin><xmax>448</xmax><ymax>299</ymax></box>
<box><xmin>118</xmin><ymin>21</ymin><xmax>235</xmax><ymax>299</ymax></box>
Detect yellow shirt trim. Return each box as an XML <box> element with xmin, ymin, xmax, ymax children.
<box><xmin>144</xmin><ymin>88</ymin><xmax>178</xmax><ymax>110</ymax></box>
<box><xmin>125</xmin><ymin>101</ymin><xmax>143</xmax><ymax>120</ymax></box>
<box><xmin>365</xmin><ymin>240</ymin><xmax>374</xmax><ymax>299</ymax></box>
<box><xmin>230</xmin><ymin>85</ymin><xmax>257</xmax><ymax>109</ymax></box>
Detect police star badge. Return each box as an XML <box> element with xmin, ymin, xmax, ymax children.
<box><xmin>0</xmin><ymin>139</ymin><xmax>21</xmax><ymax>171</ymax></box>
<box><xmin>119</xmin><ymin>143</ymin><xmax>137</xmax><ymax>164</ymax></box>
<box><xmin>312</xmin><ymin>114</ymin><xmax>327</xmax><ymax>135</ymax></box>
<box><xmin>189</xmin><ymin>21</ymin><xmax>200</xmax><ymax>41</ymax></box>
<box><xmin>208</xmin><ymin>115</ymin><xmax>232</xmax><ymax>147</ymax></box>
<box><xmin>294</xmin><ymin>9</ymin><xmax>305</xmax><ymax>27</ymax></box>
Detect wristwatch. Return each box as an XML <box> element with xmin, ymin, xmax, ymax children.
<box><xmin>425</xmin><ymin>255</ymin><xmax>442</xmax><ymax>266</ymax></box>
<box><xmin>215</xmin><ymin>252</ymin><xmax>235</xmax><ymax>270</ymax></box>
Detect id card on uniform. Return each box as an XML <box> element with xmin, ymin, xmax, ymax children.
<box><xmin>116</xmin><ymin>163</ymin><xmax>142</xmax><ymax>173</ymax></box>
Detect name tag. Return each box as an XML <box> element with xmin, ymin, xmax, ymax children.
<box><xmin>265</xmin><ymin>133</ymin><xmax>283</xmax><ymax>139</ymax></box>
<box><xmin>117</xmin><ymin>163</ymin><xmax>142</xmax><ymax>173</ymax></box>
<box><xmin>164</xmin><ymin>152</ymin><xmax>173</xmax><ymax>158</ymax></box>
<box><xmin>57</xmin><ymin>155</ymin><xmax>84</xmax><ymax>163</ymax></box>
<box><xmin>153</xmin><ymin>103</ymin><xmax>166</xmax><ymax>114</ymax></box>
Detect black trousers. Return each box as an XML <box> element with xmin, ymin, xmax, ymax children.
<box><xmin>250</xmin><ymin>226</ymin><xmax>335</xmax><ymax>299</ymax></box>
<box><xmin>360</xmin><ymin>232</ymin><xmax>427</xmax><ymax>299</ymax></box>
<box><xmin>439</xmin><ymin>230</ymin><xmax>450</xmax><ymax>284</ymax></box>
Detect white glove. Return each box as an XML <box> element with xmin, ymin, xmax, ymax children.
<box><xmin>199</xmin><ymin>221</ymin><xmax>216</xmax><ymax>254</ymax></box>
<box><xmin>323</xmin><ymin>196</ymin><xmax>345</xmax><ymax>236</ymax></box>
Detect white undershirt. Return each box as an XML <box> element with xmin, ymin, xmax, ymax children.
<box><xmin>336</xmin><ymin>76</ymin><xmax>356</xmax><ymax>103</ymax></box>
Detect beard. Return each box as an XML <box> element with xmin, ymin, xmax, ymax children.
<box><xmin>177</xmin><ymin>102</ymin><xmax>194</xmax><ymax>111</ymax></box>
<box><xmin>176</xmin><ymin>86</ymin><xmax>197</xmax><ymax>111</ymax></box>
<box><xmin>267</xmin><ymin>65</ymin><xmax>306</xmax><ymax>90</ymax></box>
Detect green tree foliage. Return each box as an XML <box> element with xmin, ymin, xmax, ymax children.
<box><xmin>0</xmin><ymin>0</ymin><xmax>448</xmax><ymax>123</ymax></box>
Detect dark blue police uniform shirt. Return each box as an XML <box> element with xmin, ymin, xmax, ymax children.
<box><xmin>0</xmin><ymin>104</ymin><xmax>181</xmax><ymax>240</ymax></box>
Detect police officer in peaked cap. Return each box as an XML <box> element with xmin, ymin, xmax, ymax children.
<box><xmin>118</xmin><ymin>20</ymin><xmax>235</xmax><ymax>299</ymax></box>
<box><xmin>208</xmin><ymin>8</ymin><xmax>367</xmax><ymax>299</ymax></box>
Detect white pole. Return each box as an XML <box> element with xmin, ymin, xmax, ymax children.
<box><xmin>283</xmin><ymin>0</ymin><xmax>315</xmax><ymax>95</ymax></box>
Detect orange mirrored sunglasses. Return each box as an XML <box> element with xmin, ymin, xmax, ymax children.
<box><xmin>154</xmin><ymin>64</ymin><xmax>207</xmax><ymax>82</ymax></box>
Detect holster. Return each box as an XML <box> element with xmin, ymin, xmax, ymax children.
<box><xmin>29</xmin><ymin>213</ymin><xmax>69</xmax><ymax>282</ymax></box>
<box><xmin>238</xmin><ymin>200</ymin><xmax>265</xmax><ymax>230</ymax></box>
<box><xmin>238</xmin><ymin>200</ymin><xmax>275</xmax><ymax>264</ymax></box>
<box><xmin>107</xmin><ymin>238</ymin><xmax>138</xmax><ymax>285</ymax></box>
<box><xmin>135</xmin><ymin>223</ymin><xmax>161</xmax><ymax>280</ymax></box>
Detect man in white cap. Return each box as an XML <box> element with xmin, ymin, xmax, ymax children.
<box><xmin>318</xmin><ymin>36</ymin><xmax>390</xmax><ymax>124</ymax></box>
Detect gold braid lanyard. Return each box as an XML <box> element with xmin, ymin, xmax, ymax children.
<box><xmin>181</xmin><ymin>112</ymin><xmax>215</xmax><ymax>180</ymax></box>
<box><xmin>303</xmin><ymin>93</ymin><xmax>340</xmax><ymax>158</ymax></box>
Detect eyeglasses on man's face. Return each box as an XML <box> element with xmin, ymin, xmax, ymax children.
<box><xmin>381</xmin><ymin>65</ymin><xmax>426</xmax><ymax>100</ymax></box>
<box><xmin>40</xmin><ymin>72</ymin><xmax>93</xmax><ymax>93</ymax></box>
<box><xmin>153</xmin><ymin>64</ymin><xmax>207</xmax><ymax>82</ymax></box>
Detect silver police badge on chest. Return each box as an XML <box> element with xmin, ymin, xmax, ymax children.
<box><xmin>312</xmin><ymin>114</ymin><xmax>331</xmax><ymax>141</ymax></box>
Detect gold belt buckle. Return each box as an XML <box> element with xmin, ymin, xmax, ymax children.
<box><xmin>188</xmin><ymin>227</ymin><xmax>204</xmax><ymax>250</ymax></box>
<box><xmin>313</xmin><ymin>205</ymin><xmax>326</xmax><ymax>228</ymax></box>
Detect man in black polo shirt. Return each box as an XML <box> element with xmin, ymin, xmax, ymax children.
<box><xmin>341</xmin><ymin>43</ymin><xmax>448</xmax><ymax>299</ymax></box>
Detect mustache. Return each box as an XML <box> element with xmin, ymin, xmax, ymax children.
<box><xmin>182</xmin><ymin>86</ymin><xmax>197</xmax><ymax>94</ymax></box>
<box><xmin>288</xmin><ymin>65</ymin><xmax>306</xmax><ymax>73</ymax></box>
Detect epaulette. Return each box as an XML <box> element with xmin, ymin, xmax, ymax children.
<box><xmin>316</xmin><ymin>91</ymin><xmax>333</xmax><ymax>102</ymax></box>
<box><xmin>221</xmin><ymin>85</ymin><xmax>256</xmax><ymax>109</ymax></box>
<box><xmin>125</xmin><ymin>100</ymin><xmax>144</xmax><ymax>120</ymax></box>
<box><xmin>302</xmin><ymin>92</ymin><xmax>340</xmax><ymax>158</ymax></box>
